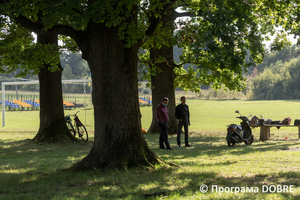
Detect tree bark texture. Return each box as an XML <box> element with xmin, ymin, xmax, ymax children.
<box><xmin>34</xmin><ymin>33</ymin><xmax>74</xmax><ymax>142</ymax></box>
<box><xmin>72</xmin><ymin>22</ymin><xmax>162</xmax><ymax>170</ymax></box>
<box><xmin>148</xmin><ymin>46</ymin><xmax>177</xmax><ymax>134</ymax></box>
<box><xmin>148</xmin><ymin>10</ymin><xmax>178</xmax><ymax>134</ymax></box>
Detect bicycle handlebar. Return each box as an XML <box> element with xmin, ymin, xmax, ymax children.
<box><xmin>66</xmin><ymin>111</ymin><xmax>80</xmax><ymax>117</ymax></box>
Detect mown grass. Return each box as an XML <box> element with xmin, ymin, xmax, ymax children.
<box><xmin>3</xmin><ymin>98</ymin><xmax>300</xmax><ymax>137</ymax></box>
<box><xmin>1</xmin><ymin>100</ymin><xmax>300</xmax><ymax>199</ymax></box>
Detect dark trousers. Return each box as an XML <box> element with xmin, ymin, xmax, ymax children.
<box><xmin>158</xmin><ymin>122</ymin><xmax>171</xmax><ymax>149</ymax></box>
<box><xmin>177</xmin><ymin>119</ymin><xmax>189</xmax><ymax>146</ymax></box>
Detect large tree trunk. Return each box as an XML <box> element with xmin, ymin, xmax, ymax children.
<box><xmin>148</xmin><ymin>10</ymin><xmax>177</xmax><ymax>134</ymax></box>
<box><xmin>148</xmin><ymin>47</ymin><xmax>177</xmax><ymax>134</ymax></box>
<box><xmin>34</xmin><ymin>33</ymin><xmax>74</xmax><ymax>142</ymax></box>
<box><xmin>72</xmin><ymin>22</ymin><xmax>162</xmax><ymax>170</ymax></box>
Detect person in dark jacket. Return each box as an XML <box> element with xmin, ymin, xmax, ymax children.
<box><xmin>156</xmin><ymin>97</ymin><xmax>173</xmax><ymax>150</ymax></box>
<box><xmin>175</xmin><ymin>96</ymin><xmax>191</xmax><ymax>147</ymax></box>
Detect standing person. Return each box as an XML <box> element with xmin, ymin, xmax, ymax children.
<box><xmin>175</xmin><ymin>96</ymin><xmax>191</xmax><ymax>147</ymax></box>
<box><xmin>156</xmin><ymin>97</ymin><xmax>173</xmax><ymax>150</ymax></box>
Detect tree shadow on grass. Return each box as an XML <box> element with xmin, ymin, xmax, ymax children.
<box><xmin>1</xmin><ymin>137</ymin><xmax>300</xmax><ymax>199</ymax></box>
<box><xmin>146</xmin><ymin>134</ymin><xmax>300</xmax><ymax>159</ymax></box>
<box><xmin>1</xmin><ymin>165</ymin><xmax>300</xmax><ymax>199</ymax></box>
<box><xmin>0</xmin><ymin>138</ymin><xmax>93</xmax><ymax>174</ymax></box>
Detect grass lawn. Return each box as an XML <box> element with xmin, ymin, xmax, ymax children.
<box><xmin>1</xmin><ymin>100</ymin><xmax>300</xmax><ymax>199</ymax></box>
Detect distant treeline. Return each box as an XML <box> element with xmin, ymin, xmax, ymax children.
<box><xmin>0</xmin><ymin>52</ymin><xmax>91</xmax><ymax>93</ymax></box>
<box><xmin>247</xmin><ymin>45</ymin><xmax>300</xmax><ymax>100</ymax></box>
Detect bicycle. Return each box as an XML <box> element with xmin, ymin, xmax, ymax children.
<box><xmin>65</xmin><ymin>111</ymin><xmax>88</xmax><ymax>141</ymax></box>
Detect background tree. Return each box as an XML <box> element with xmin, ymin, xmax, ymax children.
<box><xmin>34</xmin><ymin>31</ymin><xmax>72</xmax><ymax>142</ymax></box>
<box><xmin>0</xmin><ymin>50</ymin><xmax>91</xmax><ymax>93</ymax></box>
<box><xmin>0</xmin><ymin>16</ymin><xmax>74</xmax><ymax>142</ymax></box>
<box><xmin>250</xmin><ymin>45</ymin><xmax>297</xmax><ymax>75</ymax></box>
<box><xmin>60</xmin><ymin>51</ymin><xmax>90</xmax><ymax>79</ymax></box>
<box><xmin>249</xmin><ymin>45</ymin><xmax>300</xmax><ymax>100</ymax></box>
<box><xmin>147</xmin><ymin>8</ymin><xmax>179</xmax><ymax>134</ymax></box>
<box><xmin>61</xmin><ymin>51</ymin><xmax>91</xmax><ymax>93</ymax></box>
<box><xmin>140</xmin><ymin>0</ymin><xmax>278</xmax><ymax>133</ymax></box>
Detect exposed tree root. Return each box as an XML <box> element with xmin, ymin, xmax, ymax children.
<box><xmin>33</xmin><ymin>120</ymin><xmax>77</xmax><ymax>143</ymax></box>
<box><xmin>68</xmin><ymin>146</ymin><xmax>177</xmax><ymax>172</ymax></box>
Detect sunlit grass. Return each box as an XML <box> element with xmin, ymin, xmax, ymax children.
<box><xmin>2</xmin><ymin>99</ymin><xmax>300</xmax><ymax>136</ymax></box>
<box><xmin>1</xmin><ymin>99</ymin><xmax>300</xmax><ymax>199</ymax></box>
<box><xmin>1</xmin><ymin>131</ymin><xmax>300</xmax><ymax>199</ymax></box>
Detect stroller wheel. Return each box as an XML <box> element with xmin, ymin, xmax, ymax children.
<box><xmin>227</xmin><ymin>138</ymin><xmax>236</xmax><ymax>147</ymax></box>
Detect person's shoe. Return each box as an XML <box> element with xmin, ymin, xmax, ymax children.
<box><xmin>160</xmin><ymin>147</ymin><xmax>166</xmax><ymax>149</ymax></box>
<box><xmin>166</xmin><ymin>148</ymin><xmax>173</xmax><ymax>150</ymax></box>
<box><xmin>185</xmin><ymin>144</ymin><xmax>191</xmax><ymax>147</ymax></box>
<box><xmin>177</xmin><ymin>145</ymin><xmax>180</xmax><ymax>148</ymax></box>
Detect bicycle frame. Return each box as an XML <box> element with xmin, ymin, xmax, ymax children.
<box><xmin>73</xmin><ymin>112</ymin><xmax>83</xmax><ymax>127</ymax></box>
<box><xmin>65</xmin><ymin>111</ymin><xmax>88</xmax><ymax>141</ymax></box>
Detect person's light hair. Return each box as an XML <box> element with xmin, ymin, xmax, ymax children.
<box><xmin>162</xmin><ymin>97</ymin><xmax>169</xmax><ymax>102</ymax></box>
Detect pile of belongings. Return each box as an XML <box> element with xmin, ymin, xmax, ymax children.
<box><xmin>264</xmin><ymin>117</ymin><xmax>292</xmax><ymax>129</ymax></box>
<box><xmin>250</xmin><ymin>116</ymin><xmax>258</xmax><ymax>128</ymax></box>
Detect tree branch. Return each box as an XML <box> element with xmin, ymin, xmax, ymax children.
<box><xmin>164</xmin><ymin>58</ymin><xmax>182</xmax><ymax>68</ymax></box>
<box><xmin>173</xmin><ymin>10</ymin><xmax>204</xmax><ymax>18</ymax></box>
<box><xmin>42</xmin><ymin>0</ymin><xmax>65</xmax><ymax>7</ymax></box>
<box><xmin>174</xmin><ymin>11</ymin><xmax>194</xmax><ymax>18</ymax></box>
<box><xmin>72</xmin><ymin>8</ymin><xmax>82</xmax><ymax>15</ymax></box>
<box><xmin>13</xmin><ymin>15</ymin><xmax>44</xmax><ymax>34</ymax></box>
<box><xmin>145</xmin><ymin>0</ymin><xmax>177</xmax><ymax>37</ymax></box>
<box><xmin>50</xmin><ymin>25</ymin><xmax>83</xmax><ymax>47</ymax></box>
<box><xmin>13</xmin><ymin>14</ymin><xmax>83</xmax><ymax>48</ymax></box>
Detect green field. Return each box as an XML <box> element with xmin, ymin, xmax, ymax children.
<box><xmin>1</xmin><ymin>100</ymin><xmax>300</xmax><ymax>199</ymax></box>
<box><xmin>2</xmin><ymin>99</ymin><xmax>300</xmax><ymax>139</ymax></box>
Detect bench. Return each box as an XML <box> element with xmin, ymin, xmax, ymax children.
<box><xmin>259</xmin><ymin>124</ymin><xmax>300</xmax><ymax>141</ymax></box>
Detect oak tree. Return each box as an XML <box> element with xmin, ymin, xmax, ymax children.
<box><xmin>1</xmin><ymin>0</ymin><xmax>181</xmax><ymax>170</ymax></box>
<box><xmin>141</xmin><ymin>0</ymin><xmax>291</xmax><ymax>134</ymax></box>
<box><xmin>0</xmin><ymin>17</ymin><xmax>75</xmax><ymax>142</ymax></box>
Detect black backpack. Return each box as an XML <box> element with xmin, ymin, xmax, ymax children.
<box><xmin>294</xmin><ymin>119</ymin><xmax>300</xmax><ymax>126</ymax></box>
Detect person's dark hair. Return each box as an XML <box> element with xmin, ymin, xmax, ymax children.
<box><xmin>181</xmin><ymin>96</ymin><xmax>186</xmax><ymax>100</ymax></box>
<box><xmin>162</xmin><ymin>97</ymin><xmax>169</xmax><ymax>102</ymax></box>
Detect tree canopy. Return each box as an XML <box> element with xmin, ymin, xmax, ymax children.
<box><xmin>138</xmin><ymin>0</ymin><xmax>294</xmax><ymax>94</ymax></box>
<box><xmin>0</xmin><ymin>19</ymin><xmax>60</xmax><ymax>76</ymax></box>
<box><xmin>1</xmin><ymin>0</ymin><xmax>292</xmax><ymax>89</ymax></box>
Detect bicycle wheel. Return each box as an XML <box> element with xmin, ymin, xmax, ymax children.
<box><xmin>77</xmin><ymin>125</ymin><xmax>88</xmax><ymax>141</ymax></box>
<box><xmin>66</xmin><ymin>121</ymin><xmax>76</xmax><ymax>137</ymax></box>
